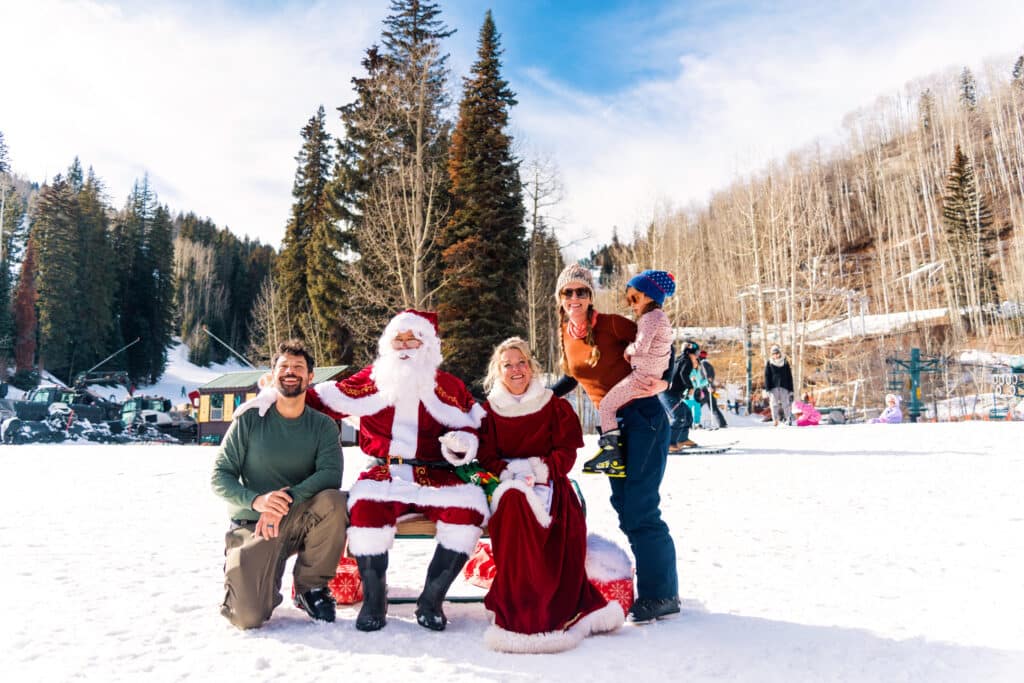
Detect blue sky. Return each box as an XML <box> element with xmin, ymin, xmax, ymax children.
<box><xmin>4</xmin><ymin>1</ymin><xmax>1024</xmax><ymax>256</ymax></box>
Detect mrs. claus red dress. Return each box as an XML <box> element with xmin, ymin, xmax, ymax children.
<box><xmin>477</xmin><ymin>379</ymin><xmax>623</xmax><ymax>653</ymax></box>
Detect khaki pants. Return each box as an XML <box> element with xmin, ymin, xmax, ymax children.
<box><xmin>221</xmin><ymin>488</ymin><xmax>347</xmax><ymax>629</ymax></box>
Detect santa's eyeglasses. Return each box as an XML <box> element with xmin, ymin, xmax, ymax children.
<box><xmin>391</xmin><ymin>336</ymin><xmax>423</xmax><ymax>350</ymax></box>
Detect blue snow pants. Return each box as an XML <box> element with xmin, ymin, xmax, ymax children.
<box><xmin>609</xmin><ymin>396</ymin><xmax>679</xmax><ymax>601</ymax></box>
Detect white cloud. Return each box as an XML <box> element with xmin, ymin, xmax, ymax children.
<box><xmin>4</xmin><ymin>0</ymin><xmax>378</xmax><ymax>244</ymax></box>
<box><xmin>511</xmin><ymin>0</ymin><xmax>1024</xmax><ymax>258</ymax></box>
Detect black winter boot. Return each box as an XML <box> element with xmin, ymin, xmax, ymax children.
<box><xmin>355</xmin><ymin>553</ymin><xmax>388</xmax><ymax>632</ymax></box>
<box><xmin>582</xmin><ymin>430</ymin><xmax>626</xmax><ymax>477</ymax></box>
<box><xmin>415</xmin><ymin>545</ymin><xmax>469</xmax><ymax>631</ymax></box>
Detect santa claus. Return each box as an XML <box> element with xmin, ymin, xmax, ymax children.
<box><xmin>241</xmin><ymin>310</ymin><xmax>488</xmax><ymax>632</ymax></box>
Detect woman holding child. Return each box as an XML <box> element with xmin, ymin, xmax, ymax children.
<box><xmin>477</xmin><ymin>337</ymin><xmax>623</xmax><ymax>653</ymax></box>
<box><xmin>550</xmin><ymin>264</ymin><xmax>681</xmax><ymax>624</ymax></box>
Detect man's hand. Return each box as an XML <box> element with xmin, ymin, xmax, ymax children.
<box><xmin>636</xmin><ymin>375</ymin><xmax>668</xmax><ymax>397</ymax></box>
<box><xmin>255</xmin><ymin>511</ymin><xmax>284</xmax><ymax>539</ymax></box>
<box><xmin>253</xmin><ymin>487</ymin><xmax>292</xmax><ymax>516</ymax></box>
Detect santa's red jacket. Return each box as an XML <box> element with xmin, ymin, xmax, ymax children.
<box><xmin>306</xmin><ymin>366</ymin><xmax>485</xmax><ymax>466</ymax></box>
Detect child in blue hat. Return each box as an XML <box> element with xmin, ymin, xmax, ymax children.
<box><xmin>583</xmin><ymin>269</ymin><xmax>676</xmax><ymax>477</ymax></box>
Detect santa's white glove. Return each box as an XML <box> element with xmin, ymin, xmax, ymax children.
<box><xmin>234</xmin><ymin>386</ymin><xmax>278</xmax><ymax>419</ymax></box>
<box><xmin>500</xmin><ymin>459</ymin><xmax>536</xmax><ymax>486</ymax></box>
<box><xmin>438</xmin><ymin>431</ymin><xmax>478</xmax><ymax>466</ymax></box>
<box><xmin>527</xmin><ymin>457</ymin><xmax>549</xmax><ymax>485</ymax></box>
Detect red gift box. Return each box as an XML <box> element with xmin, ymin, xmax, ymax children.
<box><xmin>329</xmin><ymin>556</ymin><xmax>364</xmax><ymax>605</ymax></box>
<box><xmin>591</xmin><ymin>576</ymin><xmax>634</xmax><ymax>616</ymax></box>
<box><xmin>462</xmin><ymin>540</ymin><xmax>496</xmax><ymax>589</ymax></box>
<box><xmin>289</xmin><ymin>556</ymin><xmax>363</xmax><ymax>605</ymax></box>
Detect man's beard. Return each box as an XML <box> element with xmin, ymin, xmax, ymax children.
<box><xmin>277</xmin><ymin>378</ymin><xmax>306</xmax><ymax>398</ymax></box>
<box><xmin>373</xmin><ymin>347</ymin><xmax>439</xmax><ymax>402</ymax></box>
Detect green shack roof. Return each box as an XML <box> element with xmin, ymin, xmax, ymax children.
<box><xmin>198</xmin><ymin>365</ymin><xmax>349</xmax><ymax>393</ymax></box>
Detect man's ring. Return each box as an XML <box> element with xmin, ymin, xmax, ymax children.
<box><xmin>267</xmin><ymin>524</ymin><xmax>274</xmax><ymax>528</ymax></box>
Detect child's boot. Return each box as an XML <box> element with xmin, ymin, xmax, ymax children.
<box><xmin>582</xmin><ymin>429</ymin><xmax>626</xmax><ymax>477</ymax></box>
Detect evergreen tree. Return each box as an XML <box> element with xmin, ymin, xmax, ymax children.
<box><xmin>1013</xmin><ymin>55</ymin><xmax>1024</xmax><ymax>88</ymax></box>
<box><xmin>13</xmin><ymin>237</ymin><xmax>37</xmax><ymax>372</ymax></box>
<box><xmin>275</xmin><ymin>106</ymin><xmax>337</xmax><ymax>345</ymax></box>
<box><xmin>332</xmin><ymin>0</ymin><xmax>455</xmax><ymax>362</ymax></box>
<box><xmin>73</xmin><ymin>170</ymin><xmax>117</xmax><ymax>372</ymax></box>
<box><xmin>30</xmin><ymin>175</ymin><xmax>79</xmax><ymax>380</ymax></box>
<box><xmin>437</xmin><ymin>11</ymin><xmax>526</xmax><ymax>389</ymax></box>
<box><xmin>958</xmin><ymin>67</ymin><xmax>977</xmax><ymax>110</ymax></box>
<box><xmin>112</xmin><ymin>177</ymin><xmax>175</xmax><ymax>383</ymax></box>
<box><xmin>941</xmin><ymin>144</ymin><xmax>999</xmax><ymax>331</ymax></box>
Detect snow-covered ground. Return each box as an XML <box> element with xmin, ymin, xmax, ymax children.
<box><xmin>3</xmin><ymin>418</ymin><xmax>1023</xmax><ymax>682</ymax></box>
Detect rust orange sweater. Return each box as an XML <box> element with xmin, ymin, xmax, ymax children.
<box><xmin>561</xmin><ymin>313</ymin><xmax>637</xmax><ymax>408</ymax></box>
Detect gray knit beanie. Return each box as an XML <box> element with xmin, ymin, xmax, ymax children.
<box><xmin>555</xmin><ymin>263</ymin><xmax>595</xmax><ymax>300</ymax></box>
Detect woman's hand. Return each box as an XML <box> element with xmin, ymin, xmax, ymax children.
<box><xmin>636</xmin><ymin>375</ymin><xmax>668</xmax><ymax>396</ymax></box>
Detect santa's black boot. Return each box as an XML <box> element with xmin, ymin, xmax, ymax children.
<box><xmin>355</xmin><ymin>553</ymin><xmax>388</xmax><ymax>632</ymax></box>
<box><xmin>415</xmin><ymin>545</ymin><xmax>469</xmax><ymax>631</ymax></box>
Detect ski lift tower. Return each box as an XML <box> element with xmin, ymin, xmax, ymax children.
<box><xmin>885</xmin><ymin>347</ymin><xmax>943</xmax><ymax>422</ymax></box>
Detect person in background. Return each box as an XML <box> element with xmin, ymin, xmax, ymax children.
<box><xmin>660</xmin><ymin>341</ymin><xmax>697</xmax><ymax>451</ymax></box>
<box><xmin>550</xmin><ymin>263</ymin><xmax>680</xmax><ymax>624</ymax></box>
<box><xmin>697</xmin><ymin>349</ymin><xmax>728</xmax><ymax>428</ymax></box>
<box><xmin>870</xmin><ymin>394</ymin><xmax>904</xmax><ymax>424</ymax></box>
<box><xmin>583</xmin><ymin>269</ymin><xmax>676</xmax><ymax>477</ymax></box>
<box><xmin>477</xmin><ymin>337</ymin><xmax>623</xmax><ymax>653</ymax></box>
<box><xmin>763</xmin><ymin>345</ymin><xmax>794</xmax><ymax>426</ymax></box>
<box><xmin>211</xmin><ymin>339</ymin><xmax>346</xmax><ymax>629</ymax></box>
<box><xmin>791</xmin><ymin>392</ymin><xmax>821</xmax><ymax>427</ymax></box>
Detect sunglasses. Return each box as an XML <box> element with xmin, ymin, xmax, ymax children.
<box><xmin>626</xmin><ymin>293</ymin><xmax>642</xmax><ymax>305</ymax></box>
<box><xmin>561</xmin><ymin>287</ymin><xmax>591</xmax><ymax>299</ymax></box>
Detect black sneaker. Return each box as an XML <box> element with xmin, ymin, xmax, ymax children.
<box><xmin>294</xmin><ymin>587</ymin><xmax>336</xmax><ymax>623</ymax></box>
<box><xmin>628</xmin><ymin>596</ymin><xmax>681</xmax><ymax>623</ymax></box>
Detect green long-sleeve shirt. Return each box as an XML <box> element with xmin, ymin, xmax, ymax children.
<box><xmin>211</xmin><ymin>404</ymin><xmax>342</xmax><ymax>522</ymax></box>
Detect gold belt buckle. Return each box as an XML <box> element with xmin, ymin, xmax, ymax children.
<box><xmin>389</xmin><ymin>455</ymin><xmax>404</xmax><ymax>465</ymax></box>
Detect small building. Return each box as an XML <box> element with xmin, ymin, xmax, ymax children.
<box><xmin>195</xmin><ymin>366</ymin><xmax>353</xmax><ymax>445</ymax></box>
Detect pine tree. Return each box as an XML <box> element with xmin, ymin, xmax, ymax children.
<box><xmin>437</xmin><ymin>11</ymin><xmax>526</xmax><ymax>389</ymax></box>
<box><xmin>13</xmin><ymin>237</ymin><xmax>37</xmax><ymax>372</ymax></box>
<box><xmin>941</xmin><ymin>144</ymin><xmax>998</xmax><ymax>332</ymax></box>
<box><xmin>333</xmin><ymin>0</ymin><xmax>455</xmax><ymax>362</ymax></box>
<box><xmin>112</xmin><ymin>177</ymin><xmax>175</xmax><ymax>383</ymax></box>
<box><xmin>30</xmin><ymin>175</ymin><xmax>80</xmax><ymax>380</ymax></box>
<box><xmin>73</xmin><ymin>169</ymin><xmax>117</xmax><ymax>372</ymax></box>
<box><xmin>1013</xmin><ymin>55</ymin><xmax>1024</xmax><ymax>89</ymax></box>
<box><xmin>958</xmin><ymin>67</ymin><xmax>977</xmax><ymax>110</ymax></box>
<box><xmin>276</xmin><ymin>106</ymin><xmax>337</xmax><ymax>344</ymax></box>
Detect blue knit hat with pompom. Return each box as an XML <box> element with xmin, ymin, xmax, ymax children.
<box><xmin>626</xmin><ymin>270</ymin><xmax>676</xmax><ymax>305</ymax></box>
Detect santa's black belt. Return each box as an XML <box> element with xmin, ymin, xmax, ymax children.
<box><xmin>375</xmin><ymin>456</ymin><xmax>454</xmax><ymax>470</ymax></box>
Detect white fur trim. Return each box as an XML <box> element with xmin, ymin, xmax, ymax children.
<box><xmin>568</xmin><ymin>601</ymin><xmax>625</xmax><ymax>637</ymax></box>
<box><xmin>487</xmin><ymin>378</ymin><xmax>552</xmax><ymax>418</ymax></box>
<box><xmin>347</xmin><ymin>525</ymin><xmax>396</xmax><ymax>556</ymax></box>
<box><xmin>528</xmin><ymin>457</ymin><xmax>549</xmax><ymax>484</ymax></box>
<box><xmin>490</xmin><ymin>480</ymin><xmax>552</xmax><ymax>527</ymax></box>
<box><xmin>585</xmin><ymin>533</ymin><xmax>634</xmax><ymax>582</ymax></box>
<box><xmin>502</xmin><ymin>458</ymin><xmax>533</xmax><ymax>479</ymax></box>
<box><xmin>434</xmin><ymin>520</ymin><xmax>483</xmax><ymax>555</ymax></box>
<box><xmin>422</xmin><ymin>390</ymin><xmax>486</xmax><ymax>430</ymax></box>
<box><xmin>484</xmin><ymin>623</ymin><xmax>583</xmax><ymax>654</ymax></box>
<box><xmin>312</xmin><ymin>380</ymin><xmax>390</xmax><ymax>417</ymax></box>
<box><xmin>348</xmin><ymin>471</ymin><xmax>491</xmax><ymax>522</ymax></box>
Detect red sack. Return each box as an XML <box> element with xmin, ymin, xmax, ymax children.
<box><xmin>462</xmin><ymin>540</ymin><xmax>496</xmax><ymax>589</ymax></box>
<box><xmin>591</xmin><ymin>576</ymin><xmax>634</xmax><ymax>616</ymax></box>
<box><xmin>328</xmin><ymin>556</ymin><xmax>364</xmax><ymax>605</ymax></box>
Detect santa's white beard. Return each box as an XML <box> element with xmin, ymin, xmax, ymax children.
<box><xmin>372</xmin><ymin>347</ymin><xmax>439</xmax><ymax>403</ymax></box>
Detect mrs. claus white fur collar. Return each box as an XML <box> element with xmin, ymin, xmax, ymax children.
<box><xmin>486</xmin><ymin>377</ymin><xmax>552</xmax><ymax>417</ymax></box>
